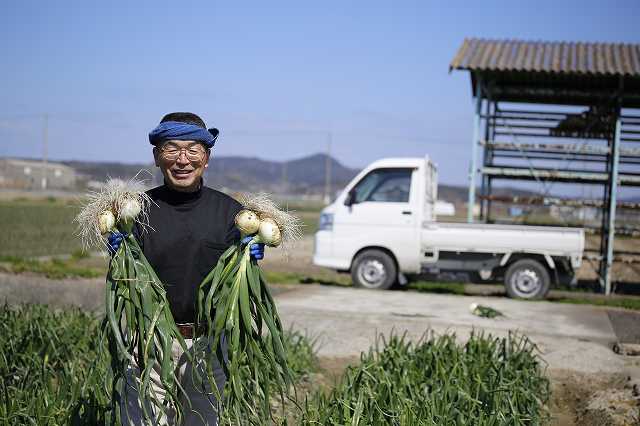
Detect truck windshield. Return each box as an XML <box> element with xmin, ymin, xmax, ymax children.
<box><xmin>353</xmin><ymin>168</ymin><xmax>412</xmax><ymax>203</ymax></box>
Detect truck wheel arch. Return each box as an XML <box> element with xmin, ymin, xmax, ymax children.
<box><xmin>500</xmin><ymin>252</ymin><xmax>556</xmax><ymax>271</ymax></box>
<box><xmin>351</xmin><ymin>246</ymin><xmax>398</xmax><ymax>271</ymax></box>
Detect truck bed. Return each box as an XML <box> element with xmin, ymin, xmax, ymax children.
<box><xmin>421</xmin><ymin>221</ymin><xmax>584</xmax><ymax>263</ymax></box>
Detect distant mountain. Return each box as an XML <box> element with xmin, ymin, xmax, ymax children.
<box><xmin>205</xmin><ymin>153</ymin><xmax>358</xmax><ymax>194</ymax></box>
<box><xmin>58</xmin><ymin>154</ymin><xmax>539</xmax><ymax>201</ymax></box>
<box><xmin>62</xmin><ymin>160</ymin><xmax>157</xmax><ymax>183</ymax></box>
<box><xmin>61</xmin><ymin>153</ymin><xmax>360</xmax><ymax>195</ymax></box>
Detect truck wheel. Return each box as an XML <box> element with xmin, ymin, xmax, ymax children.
<box><xmin>504</xmin><ymin>259</ymin><xmax>550</xmax><ymax>299</ymax></box>
<box><xmin>351</xmin><ymin>249</ymin><xmax>397</xmax><ymax>290</ymax></box>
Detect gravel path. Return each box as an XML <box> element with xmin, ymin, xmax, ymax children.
<box><xmin>275</xmin><ymin>284</ymin><xmax>626</xmax><ymax>375</ymax></box>
<box><xmin>0</xmin><ymin>272</ymin><xmax>105</xmax><ymax>313</ymax></box>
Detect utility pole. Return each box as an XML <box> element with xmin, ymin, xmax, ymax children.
<box><xmin>42</xmin><ymin>114</ymin><xmax>48</xmax><ymax>190</ymax></box>
<box><xmin>281</xmin><ymin>160</ymin><xmax>288</xmax><ymax>195</ymax></box>
<box><xmin>324</xmin><ymin>132</ymin><xmax>332</xmax><ymax>204</ymax></box>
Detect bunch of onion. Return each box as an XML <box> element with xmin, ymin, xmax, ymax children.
<box><xmin>75</xmin><ymin>178</ymin><xmax>190</xmax><ymax>424</ymax></box>
<box><xmin>196</xmin><ymin>193</ymin><xmax>302</xmax><ymax>423</ymax></box>
<box><xmin>469</xmin><ymin>302</ymin><xmax>504</xmax><ymax>318</ymax></box>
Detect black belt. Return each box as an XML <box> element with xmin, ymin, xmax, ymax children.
<box><xmin>176</xmin><ymin>323</ymin><xmax>206</xmax><ymax>339</ymax></box>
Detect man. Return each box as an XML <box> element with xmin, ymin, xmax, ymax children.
<box><xmin>109</xmin><ymin>112</ymin><xmax>264</xmax><ymax>425</ymax></box>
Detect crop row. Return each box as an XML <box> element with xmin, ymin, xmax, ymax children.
<box><xmin>1</xmin><ymin>304</ymin><xmax>549</xmax><ymax>425</ymax></box>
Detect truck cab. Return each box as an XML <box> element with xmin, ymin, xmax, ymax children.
<box><xmin>313</xmin><ymin>156</ymin><xmax>585</xmax><ymax>299</ymax></box>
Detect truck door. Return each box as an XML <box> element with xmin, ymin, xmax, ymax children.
<box><xmin>333</xmin><ymin>167</ymin><xmax>421</xmax><ymax>272</ymax></box>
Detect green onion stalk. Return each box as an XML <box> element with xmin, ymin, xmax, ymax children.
<box><xmin>196</xmin><ymin>194</ymin><xmax>302</xmax><ymax>423</ymax></box>
<box><xmin>76</xmin><ymin>178</ymin><xmax>190</xmax><ymax>425</ymax></box>
<box><xmin>469</xmin><ymin>302</ymin><xmax>504</xmax><ymax>318</ymax></box>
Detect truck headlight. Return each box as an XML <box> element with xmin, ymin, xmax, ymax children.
<box><xmin>318</xmin><ymin>213</ymin><xmax>334</xmax><ymax>231</ymax></box>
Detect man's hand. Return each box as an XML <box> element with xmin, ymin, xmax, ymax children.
<box><xmin>107</xmin><ymin>231</ymin><xmax>127</xmax><ymax>256</ymax></box>
<box><xmin>241</xmin><ymin>236</ymin><xmax>265</xmax><ymax>261</ymax></box>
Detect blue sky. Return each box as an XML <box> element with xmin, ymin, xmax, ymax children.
<box><xmin>0</xmin><ymin>0</ymin><xmax>638</xmax><ymax>185</ymax></box>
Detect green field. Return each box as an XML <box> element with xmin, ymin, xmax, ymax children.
<box><xmin>274</xmin><ymin>198</ymin><xmax>323</xmax><ymax>235</ymax></box>
<box><xmin>0</xmin><ymin>197</ymin><xmax>322</xmax><ymax>259</ymax></box>
<box><xmin>0</xmin><ymin>199</ymin><xmax>84</xmax><ymax>258</ymax></box>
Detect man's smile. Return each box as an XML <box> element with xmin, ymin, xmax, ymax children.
<box><xmin>171</xmin><ymin>169</ymin><xmax>195</xmax><ymax>180</ymax></box>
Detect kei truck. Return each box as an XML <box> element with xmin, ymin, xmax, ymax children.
<box><xmin>312</xmin><ymin>156</ymin><xmax>585</xmax><ymax>299</ymax></box>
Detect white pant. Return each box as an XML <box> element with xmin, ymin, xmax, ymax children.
<box><xmin>119</xmin><ymin>335</ymin><xmax>227</xmax><ymax>426</ymax></box>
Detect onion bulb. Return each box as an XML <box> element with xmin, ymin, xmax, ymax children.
<box><xmin>120</xmin><ymin>198</ymin><xmax>141</xmax><ymax>221</ymax></box>
<box><xmin>235</xmin><ymin>209</ymin><xmax>260</xmax><ymax>237</ymax></box>
<box><xmin>258</xmin><ymin>218</ymin><xmax>282</xmax><ymax>247</ymax></box>
<box><xmin>98</xmin><ymin>210</ymin><xmax>116</xmax><ymax>235</ymax></box>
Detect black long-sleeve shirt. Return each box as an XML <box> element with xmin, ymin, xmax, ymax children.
<box><xmin>134</xmin><ymin>183</ymin><xmax>242</xmax><ymax>323</ymax></box>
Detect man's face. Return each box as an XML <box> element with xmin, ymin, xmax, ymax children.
<box><xmin>153</xmin><ymin>140</ymin><xmax>210</xmax><ymax>192</ymax></box>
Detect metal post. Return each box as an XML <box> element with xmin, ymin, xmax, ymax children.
<box><xmin>486</xmin><ymin>101</ymin><xmax>496</xmax><ymax>222</ymax></box>
<box><xmin>604</xmin><ymin>109</ymin><xmax>622</xmax><ymax>295</ymax></box>
<box><xmin>281</xmin><ymin>161</ymin><xmax>288</xmax><ymax>195</ymax></box>
<box><xmin>324</xmin><ymin>132</ymin><xmax>332</xmax><ymax>204</ymax></box>
<box><xmin>467</xmin><ymin>77</ymin><xmax>482</xmax><ymax>223</ymax></box>
<box><xmin>479</xmin><ymin>98</ymin><xmax>491</xmax><ymax>221</ymax></box>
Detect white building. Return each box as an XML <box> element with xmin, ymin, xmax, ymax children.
<box><xmin>435</xmin><ymin>200</ymin><xmax>456</xmax><ymax>216</ymax></box>
<box><xmin>0</xmin><ymin>158</ymin><xmax>77</xmax><ymax>190</ymax></box>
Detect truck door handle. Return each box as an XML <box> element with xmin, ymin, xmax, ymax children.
<box><xmin>402</xmin><ymin>211</ymin><xmax>412</xmax><ymax>215</ymax></box>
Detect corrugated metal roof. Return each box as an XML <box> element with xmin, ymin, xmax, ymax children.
<box><xmin>450</xmin><ymin>39</ymin><xmax>640</xmax><ymax>77</ymax></box>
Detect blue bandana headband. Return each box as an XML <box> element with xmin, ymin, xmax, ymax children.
<box><xmin>148</xmin><ymin>121</ymin><xmax>219</xmax><ymax>148</ymax></box>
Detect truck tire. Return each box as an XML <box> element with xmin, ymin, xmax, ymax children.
<box><xmin>351</xmin><ymin>249</ymin><xmax>397</xmax><ymax>290</ymax></box>
<box><xmin>504</xmin><ymin>259</ymin><xmax>550</xmax><ymax>299</ymax></box>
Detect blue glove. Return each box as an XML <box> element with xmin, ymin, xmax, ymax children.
<box><xmin>241</xmin><ymin>236</ymin><xmax>265</xmax><ymax>261</ymax></box>
<box><xmin>107</xmin><ymin>231</ymin><xmax>127</xmax><ymax>256</ymax></box>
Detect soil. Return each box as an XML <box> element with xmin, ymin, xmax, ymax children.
<box><xmin>549</xmin><ymin>369</ymin><xmax>639</xmax><ymax>425</ymax></box>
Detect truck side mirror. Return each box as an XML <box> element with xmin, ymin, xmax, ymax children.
<box><xmin>344</xmin><ymin>189</ymin><xmax>356</xmax><ymax>206</ymax></box>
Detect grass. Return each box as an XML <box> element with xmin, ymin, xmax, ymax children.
<box><xmin>407</xmin><ymin>281</ymin><xmax>467</xmax><ymax>295</ymax></box>
<box><xmin>0</xmin><ymin>199</ymin><xmax>83</xmax><ymax>258</ymax></box>
<box><xmin>264</xmin><ymin>270</ymin><xmax>351</xmax><ymax>287</ymax></box>
<box><xmin>552</xmin><ymin>296</ymin><xmax>640</xmax><ymax>311</ymax></box>
<box><xmin>295</xmin><ymin>210</ymin><xmax>321</xmax><ymax>236</ymax></box>
<box><xmin>0</xmin><ymin>304</ymin><xmax>110</xmax><ymax>425</ymax></box>
<box><xmin>298</xmin><ymin>331</ymin><xmax>550</xmax><ymax>425</ymax></box>
<box><xmin>0</xmin><ymin>304</ymin><xmax>319</xmax><ymax>426</ymax></box>
<box><xmin>0</xmin><ymin>255</ymin><xmax>103</xmax><ymax>279</ymax></box>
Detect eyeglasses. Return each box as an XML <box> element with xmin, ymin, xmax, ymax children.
<box><xmin>160</xmin><ymin>144</ymin><xmax>207</xmax><ymax>162</ymax></box>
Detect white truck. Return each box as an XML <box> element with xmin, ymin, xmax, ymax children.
<box><xmin>312</xmin><ymin>156</ymin><xmax>585</xmax><ymax>299</ymax></box>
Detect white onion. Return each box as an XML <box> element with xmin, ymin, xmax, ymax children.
<box><xmin>98</xmin><ymin>210</ymin><xmax>116</xmax><ymax>235</ymax></box>
<box><xmin>469</xmin><ymin>303</ymin><xmax>478</xmax><ymax>313</ymax></box>
<box><xmin>120</xmin><ymin>198</ymin><xmax>141</xmax><ymax>221</ymax></box>
<box><xmin>235</xmin><ymin>209</ymin><xmax>260</xmax><ymax>236</ymax></box>
<box><xmin>258</xmin><ymin>218</ymin><xmax>282</xmax><ymax>247</ymax></box>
